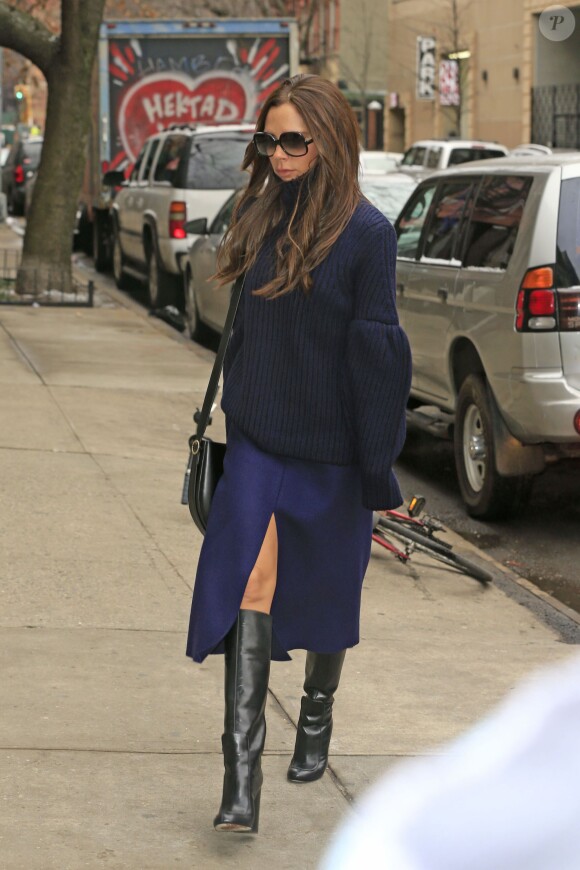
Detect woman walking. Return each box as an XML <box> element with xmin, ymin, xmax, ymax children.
<box><xmin>186</xmin><ymin>74</ymin><xmax>412</xmax><ymax>834</ymax></box>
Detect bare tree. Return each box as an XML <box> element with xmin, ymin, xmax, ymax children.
<box><xmin>214</xmin><ymin>0</ymin><xmax>322</xmax><ymax>65</ymax></box>
<box><xmin>437</xmin><ymin>0</ymin><xmax>468</xmax><ymax>134</ymax></box>
<box><xmin>339</xmin><ymin>0</ymin><xmax>375</xmax><ymax>144</ymax></box>
<box><xmin>395</xmin><ymin>0</ymin><xmax>471</xmax><ymax>135</ymax></box>
<box><xmin>0</xmin><ymin>0</ymin><xmax>107</xmax><ymax>293</ymax></box>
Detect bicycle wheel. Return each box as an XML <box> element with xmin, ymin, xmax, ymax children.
<box><xmin>377</xmin><ymin>518</ymin><xmax>494</xmax><ymax>585</ymax></box>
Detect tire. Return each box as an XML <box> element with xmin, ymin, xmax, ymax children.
<box><xmin>146</xmin><ymin>245</ymin><xmax>175</xmax><ymax>310</ymax></box>
<box><xmin>112</xmin><ymin>229</ymin><xmax>129</xmax><ymax>289</ymax></box>
<box><xmin>93</xmin><ymin>211</ymin><xmax>111</xmax><ymax>273</ymax></box>
<box><xmin>454</xmin><ymin>374</ymin><xmax>533</xmax><ymax>520</ymax></box>
<box><xmin>184</xmin><ymin>266</ymin><xmax>210</xmax><ymax>342</ymax></box>
<box><xmin>13</xmin><ymin>190</ymin><xmax>25</xmax><ymax>217</ymax></box>
<box><xmin>77</xmin><ymin>206</ymin><xmax>93</xmax><ymax>256</ymax></box>
<box><xmin>377</xmin><ymin>518</ymin><xmax>494</xmax><ymax>585</ymax></box>
<box><xmin>8</xmin><ymin>189</ymin><xmax>20</xmax><ymax>216</ymax></box>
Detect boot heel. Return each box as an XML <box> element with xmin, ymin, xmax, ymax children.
<box><xmin>213</xmin><ymin>785</ymin><xmax>262</xmax><ymax>833</ymax></box>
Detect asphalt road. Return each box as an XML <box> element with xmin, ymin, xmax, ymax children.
<box><xmin>396</xmin><ymin>428</ymin><xmax>580</xmax><ymax>615</ymax></box>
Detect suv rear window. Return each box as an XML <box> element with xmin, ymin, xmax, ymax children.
<box><xmin>556</xmin><ymin>178</ymin><xmax>580</xmax><ymax>288</ymax></box>
<box><xmin>154</xmin><ymin>134</ymin><xmax>188</xmax><ymax>184</ymax></box>
<box><xmin>401</xmin><ymin>146</ymin><xmax>427</xmax><ymax>167</ymax></box>
<box><xmin>422</xmin><ymin>180</ymin><xmax>473</xmax><ymax>261</ymax></box>
<box><xmin>448</xmin><ymin>147</ymin><xmax>505</xmax><ymax>166</ymax></box>
<box><xmin>396</xmin><ymin>182</ymin><xmax>437</xmax><ymax>258</ymax></box>
<box><xmin>185</xmin><ymin>135</ymin><xmax>250</xmax><ymax>190</ymax></box>
<box><xmin>426</xmin><ymin>147</ymin><xmax>441</xmax><ymax>169</ymax></box>
<box><xmin>461</xmin><ymin>175</ymin><xmax>532</xmax><ymax>269</ymax></box>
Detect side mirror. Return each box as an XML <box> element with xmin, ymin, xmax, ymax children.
<box><xmin>184</xmin><ymin>217</ymin><xmax>208</xmax><ymax>235</ymax></box>
<box><xmin>102</xmin><ymin>170</ymin><xmax>126</xmax><ymax>188</ymax></box>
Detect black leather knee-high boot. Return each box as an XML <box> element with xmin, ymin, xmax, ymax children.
<box><xmin>214</xmin><ymin>610</ymin><xmax>272</xmax><ymax>833</ymax></box>
<box><xmin>287</xmin><ymin>650</ymin><xmax>346</xmax><ymax>784</ymax></box>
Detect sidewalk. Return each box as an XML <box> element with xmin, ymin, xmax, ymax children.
<box><xmin>0</xmin><ymin>222</ymin><xmax>578</xmax><ymax>869</ymax></box>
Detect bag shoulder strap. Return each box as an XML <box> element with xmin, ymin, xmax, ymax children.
<box><xmin>193</xmin><ymin>273</ymin><xmax>245</xmax><ymax>444</ymax></box>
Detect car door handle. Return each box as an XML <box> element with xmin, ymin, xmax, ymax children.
<box><xmin>437</xmin><ymin>287</ymin><xmax>448</xmax><ymax>302</ymax></box>
<box><xmin>396</xmin><ymin>282</ymin><xmax>405</xmax><ymax>295</ymax></box>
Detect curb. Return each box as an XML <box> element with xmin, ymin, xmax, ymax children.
<box><xmin>439</xmin><ymin>524</ymin><xmax>580</xmax><ymax>639</ymax></box>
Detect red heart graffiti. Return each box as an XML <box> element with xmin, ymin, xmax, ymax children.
<box><xmin>118</xmin><ymin>72</ymin><xmax>250</xmax><ymax>162</ymax></box>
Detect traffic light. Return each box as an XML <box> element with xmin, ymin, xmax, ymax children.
<box><xmin>14</xmin><ymin>83</ymin><xmax>31</xmax><ymax>123</ymax></box>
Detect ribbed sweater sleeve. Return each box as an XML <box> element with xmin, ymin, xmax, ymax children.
<box><xmin>346</xmin><ymin>215</ymin><xmax>412</xmax><ymax>509</ymax></box>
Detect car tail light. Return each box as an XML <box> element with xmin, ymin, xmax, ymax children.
<box><xmin>557</xmin><ymin>290</ymin><xmax>580</xmax><ymax>331</ymax></box>
<box><xmin>521</xmin><ymin>266</ymin><xmax>554</xmax><ymax>290</ymax></box>
<box><xmin>14</xmin><ymin>164</ymin><xmax>25</xmax><ymax>184</ymax></box>
<box><xmin>528</xmin><ymin>289</ymin><xmax>555</xmax><ymax>315</ymax></box>
<box><xmin>515</xmin><ymin>267</ymin><xmax>557</xmax><ymax>331</ymax></box>
<box><xmin>574</xmin><ymin>410</ymin><xmax>580</xmax><ymax>435</ymax></box>
<box><xmin>169</xmin><ymin>201</ymin><xmax>187</xmax><ymax>240</ymax></box>
<box><xmin>516</xmin><ymin>267</ymin><xmax>580</xmax><ymax>332</ymax></box>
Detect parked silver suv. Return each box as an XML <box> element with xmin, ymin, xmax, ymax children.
<box><xmin>394</xmin><ymin>154</ymin><xmax>580</xmax><ymax>518</ymax></box>
<box><xmin>110</xmin><ymin>123</ymin><xmax>253</xmax><ymax>308</ymax></box>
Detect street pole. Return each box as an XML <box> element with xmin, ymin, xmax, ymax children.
<box><xmin>0</xmin><ymin>47</ymin><xmax>4</xmax><ymax>127</ymax></box>
<box><xmin>0</xmin><ymin>47</ymin><xmax>5</xmax><ymax>222</ymax></box>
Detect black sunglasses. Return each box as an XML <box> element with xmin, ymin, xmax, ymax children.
<box><xmin>253</xmin><ymin>131</ymin><xmax>314</xmax><ymax>158</ymax></box>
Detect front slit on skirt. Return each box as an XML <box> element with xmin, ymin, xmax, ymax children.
<box><xmin>185</xmin><ymin>424</ymin><xmax>373</xmax><ymax>663</ymax></box>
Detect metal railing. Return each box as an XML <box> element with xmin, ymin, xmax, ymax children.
<box><xmin>532</xmin><ymin>84</ymin><xmax>580</xmax><ymax>149</ymax></box>
<box><xmin>0</xmin><ymin>248</ymin><xmax>94</xmax><ymax>307</ymax></box>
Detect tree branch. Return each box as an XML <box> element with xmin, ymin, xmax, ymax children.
<box><xmin>0</xmin><ymin>1</ymin><xmax>57</xmax><ymax>74</ymax></box>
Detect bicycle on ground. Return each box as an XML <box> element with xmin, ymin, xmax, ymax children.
<box><xmin>372</xmin><ymin>495</ymin><xmax>494</xmax><ymax>586</ymax></box>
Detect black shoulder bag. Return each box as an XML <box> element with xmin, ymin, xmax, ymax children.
<box><xmin>182</xmin><ymin>274</ymin><xmax>245</xmax><ymax>535</ymax></box>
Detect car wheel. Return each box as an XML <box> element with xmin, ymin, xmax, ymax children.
<box><xmin>13</xmin><ymin>190</ymin><xmax>24</xmax><ymax>217</ymax></box>
<box><xmin>93</xmin><ymin>211</ymin><xmax>111</xmax><ymax>273</ymax></box>
<box><xmin>454</xmin><ymin>374</ymin><xmax>533</xmax><ymax>520</ymax></box>
<box><xmin>147</xmin><ymin>247</ymin><xmax>174</xmax><ymax>310</ymax></box>
<box><xmin>112</xmin><ymin>230</ymin><xmax>129</xmax><ymax>289</ymax></box>
<box><xmin>77</xmin><ymin>206</ymin><xmax>93</xmax><ymax>256</ymax></box>
<box><xmin>184</xmin><ymin>266</ymin><xmax>210</xmax><ymax>342</ymax></box>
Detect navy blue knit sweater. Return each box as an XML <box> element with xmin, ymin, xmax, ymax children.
<box><xmin>222</xmin><ymin>177</ymin><xmax>412</xmax><ymax>510</ymax></box>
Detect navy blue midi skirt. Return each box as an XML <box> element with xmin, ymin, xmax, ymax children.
<box><xmin>186</xmin><ymin>424</ymin><xmax>373</xmax><ymax>662</ymax></box>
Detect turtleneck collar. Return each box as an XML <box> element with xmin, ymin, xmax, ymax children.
<box><xmin>279</xmin><ymin>175</ymin><xmax>306</xmax><ymax>212</ymax></box>
<box><xmin>280</xmin><ymin>175</ymin><xmax>305</xmax><ymax>206</ymax></box>
<box><xmin>278</xmin><ymin>165</ymin><xmax>318</xmax><ymax>213</ymax></box>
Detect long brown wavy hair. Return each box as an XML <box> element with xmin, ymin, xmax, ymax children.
<box><xmin>214</xmin><ymin>74</ymin><xmax>362</xmax><ymax>298</ymax></box>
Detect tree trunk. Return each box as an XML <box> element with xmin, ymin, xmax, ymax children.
<box><xmin>16</xmin><ymin>0</ymin><xmax>106</xmax><ymax>295</ymax></box>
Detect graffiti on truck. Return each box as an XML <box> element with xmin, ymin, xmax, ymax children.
<box><xmin>107</xmin><ymin>36</ymin><xmax>290</xmax><ymax>171</ymax></box>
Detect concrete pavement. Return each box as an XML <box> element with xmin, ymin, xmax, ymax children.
<box><xmin>1</xmin><ymin>220</ymin><xmax>579</xmax><ymax>869</ymax></box>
